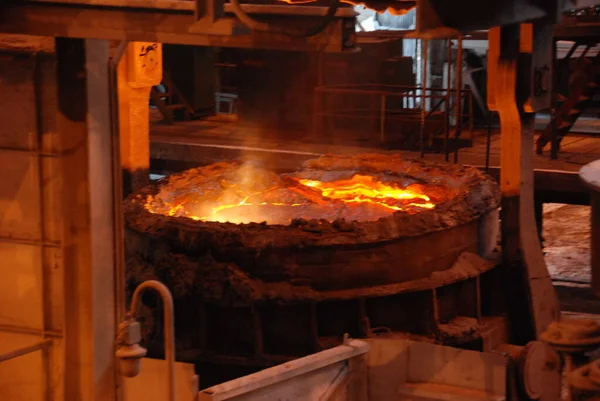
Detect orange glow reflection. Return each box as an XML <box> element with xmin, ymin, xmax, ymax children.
<box><xmin>148</xmin><ymin>172</ymin><xmax>437</xmax><ymax>225</ymax></box>
<box><xmin>297</xmin><ymin>174</ymin><xmax>434</xmax><ymax>211</ymax></box>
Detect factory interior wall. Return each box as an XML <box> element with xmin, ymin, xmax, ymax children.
<box><xmin>218</xmin><ymin>39</ymin><xmax>410</xmax><ymax>134</ymax></box>
<box><xmin>0</xmin><ymin>36</ymin><xmax>120</xmax><ymax>401</ymax></box>
<box><xmin>0</xmin><ymin>49</ymin><xmax>64</xmax><ymax>401</ymax></box>
<box><xmin>163</xmin><ymin>44</ymin><xmax>217</xmax><ymax>112</ymax></box>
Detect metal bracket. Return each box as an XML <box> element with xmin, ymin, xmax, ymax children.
<box><xmin>189</xmin><ymin>0</ymin><xmax>243</xmax><ymax>35</ymax></box>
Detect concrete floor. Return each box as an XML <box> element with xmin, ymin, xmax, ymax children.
<box><xmin>543</xmin><ymin>204</ymin><xmax>600</xmax><ymax>314</ymax></box>
<box><xmin>544</xmin><ymin>203</ymin><xmax>591</xmax><ymax>283</ymax></box>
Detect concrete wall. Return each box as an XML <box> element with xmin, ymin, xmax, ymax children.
<box><xmin>233</xmin><ymin>48</ymin><xmax>318</xmax><ymax>134</ymax></box>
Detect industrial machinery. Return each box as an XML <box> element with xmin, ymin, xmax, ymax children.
<box><xmin>2</xmin><ymin>0</ymin><xmax>600</xmax><ymax>401</ymax></box>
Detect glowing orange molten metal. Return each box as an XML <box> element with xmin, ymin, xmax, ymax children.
<box><xmin>147</xmin><ymin>171</ymin><xmax>440</xmax><ymax>225</ymax></box>
<box><xmin>297</xmin><ymin>174</ymin><xmax>434</xmax><ymax>211</ymax></box>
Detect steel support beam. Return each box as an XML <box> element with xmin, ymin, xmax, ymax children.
<box><xmin>488</xmin><ymin>23</ymin><xmax>560</xmax><ymax>344</ymax></box>
<box><xmin>118</xmin><ymin>42</ymin><xmax>163</xmax><ymax>194</ymax></box>
<box><xmin>580</xmin><ymin>160</ymin><xmax>600</xmax><ymax>297</ymax></box>
<box><xmin>57</xmin><ymin>37</ymin><xmax>118</xmax><ymax>401</ymax></box>
<box><xmin>0</xmin><ymin>2</ymin><xmax>354</xmax><ymax>52</ymax></box>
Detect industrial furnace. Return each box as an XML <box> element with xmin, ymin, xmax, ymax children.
<box><xmin>125</xmin><ymin>153</ymin><xmax>502</xmax><ymax>384</ymax></box>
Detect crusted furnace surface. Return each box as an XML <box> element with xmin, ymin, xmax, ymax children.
<box><xmin>126</xmin><ymin>153</ymin><xmax>500</xmax><ymax>249</ymax></box>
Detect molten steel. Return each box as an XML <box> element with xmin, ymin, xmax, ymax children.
<box><xmin>297</xmin><ymin>174</ymin><xmax>434</xmax><ymax>211</ymax></box>
<box><xmin>144</xmin><ymin>161</ymin><xmax>453</xmax><ymax>225</ymax></box>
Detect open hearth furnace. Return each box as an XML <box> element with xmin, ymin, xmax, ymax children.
<box><xmin>125</xmin><ymin>153</ymin><xmax>503</xmax><ymax>385</ymax></box>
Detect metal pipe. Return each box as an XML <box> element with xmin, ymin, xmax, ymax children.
<box><xmin>33</xmin><ymin>52</ymin><xmax>53</xmax><ymax>401</ymax></box>
<box><xmin>108</xmin><ymin>43</ymin><xmax>128</xmax><ymax>401</ymax></box>
<box><xmin>486</xmin><ymin>112</ymin><xmax>492</xmax><ymax>172</ymax></box>
<box><xmin>445</xmin><ymin>38</ymin><xmax>452</xmax><ymax>162</ymax></box>
<box><xmin>130</xmin><ymin>280</ymin><xmax>176</xmax><ymax>401</ymax></box>
<box><xmin>0</xmin><ymin>235</ymin><xmax>60</xmax><ymax>248</ymax></box>
<box><xmin>312</xmin><ymin>88</ymin><xmax>321</xmax><ymax>140</ymax></box>
<box><xmin>550</xmin><ymin>39</ymin><xmax>560</xmax><ymax>160</ymax></box>
<box><xmin>0</xmin><ymin>339</ymin><xmax>52</xmax><ymax>363</ymax></box>
<box><xmin>153</xmin><ymin>140</ymin><xmax>322</xmax><ymax>157</ymax></box>
<box><xmin>314</xmin><ymin>85</ymin><xmax>464</xmax><ymax>96</ymax></box>
<box><xmin>109</xmin><ymin>40</ymin><xmax>128</xmax><ymax>324</ymax></box>
<box><xmin>0</xmin><ymin>143</ymin><xmax>85</xmax><ymax>157</ymax></box>
<box><xmin>420</xmin><ymin>38</ymin><xmax>428</xmax><ymax>158</ymax></box>
<box><xmin>0</xmin><ymin>324</ymin><xmax>62</xmax><ymax>338</ymax></box>
<box><xmin>468</xmin><ymin>88</ymin><xmax>474</xmax><ymax>135</ymax></box>
<box><xmin>380</xmin><ymin>94</ymin><xmax>386</xmax><ymax>144</ymax></box>
<box><xmin>454</xmin><ymin>36</ymin><xmax>463</xmax><ymax>163</ymax></box>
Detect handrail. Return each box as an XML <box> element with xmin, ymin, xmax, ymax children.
<box><xmin>314</xmin><ymin>86</ymin><xmax>472</xmax><ymax>97</ymax></box>
<box><xmin>0</xmin><ymin>324</ymin><xmax>62</xmax><ymax>338</ymax></box>
<box><xmin>315</xmin><ymin>83</ymin><xmax>472</xmax><ymax>92</ymax></box>
<box><xmin>0</xmin><ymin>339</ymin><xmax>52</xmax><ymax>363</ymax></box>
<box><xmin>129</xmin><ymin>280</ymin><xmax>176</xmax><ymax>401</ymax></box>
<box><xmin>312</xmin><ymin>84</ymin><xmax>475</xmax><ymax>154</ymax></box>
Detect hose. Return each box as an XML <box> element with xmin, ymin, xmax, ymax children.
<box><xmin>228</xmin><ymin>0</ymin><xmax>342</xmax><ymax>37</ymax></box>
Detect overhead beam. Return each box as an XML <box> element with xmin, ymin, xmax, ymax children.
<box><xmin>360</xmin><ymin>21</ymin><xmax>600</xmax><ymax>41</ymax></box>
<box><xmin>0</xmin><ymin>2</ymin><xmax>354</xmax><ymax>52</ymax></box>
<box><xmin>25</xmin><ymin>0</ymin><xmax>196</xmax><ymax>11</ymax></box>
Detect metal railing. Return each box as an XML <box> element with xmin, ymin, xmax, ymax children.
<box><xmin>0</xmin><ymin>339</ymin><xmax>52</xmax><ymax>363</ymax></box>
<box><xmin>0</xmin><ymin>338</ymin><xmax>53</xmax><ymax>401</ymax></box>
<box><xmin>312</xmin><ymin>84</ymin><xmax>474</xmax><ymax>160</ymax></box>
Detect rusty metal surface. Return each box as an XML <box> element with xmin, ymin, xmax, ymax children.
<box><xmin>129</xmin><ymin>252</ymin><xmax>507</xmax><ymax>388</ymax></box>
<box><xmin>126</xmin><ymin>155</ymin><xmax>500</xmax><ymax>253</ymax></box>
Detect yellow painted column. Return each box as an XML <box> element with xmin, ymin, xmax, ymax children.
<box><xmin>118</xmin><ymin>42</ymin><xmax>162</xmax><ymax>193</ymax></box>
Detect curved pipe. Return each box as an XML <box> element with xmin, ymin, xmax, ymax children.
<box><xmin>229</xmin><ymin>0</ymin><xmax>270</xmax><ymax>31</ymax></box>
<box><xmin>228</xmin><ymin>0</ymin><xmax>341</xmax><ymax>37</ymax></box>
<box><xmin>130</xmin><ymin>280</ymin><xmax>176</xmax><ymax>401</ymax></box>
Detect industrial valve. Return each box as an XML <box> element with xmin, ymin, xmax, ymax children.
<box><xmin>115</xmin><ymin>315</ymin><xmax>147</xmax><ymax>378</ymax></box>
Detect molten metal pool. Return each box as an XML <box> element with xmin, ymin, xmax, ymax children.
<box><xmin>144</xmin><ymin>155</ymin><xmax>459</xmax><ymax>225</ymax></box>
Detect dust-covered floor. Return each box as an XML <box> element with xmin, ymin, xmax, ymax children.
<box><xmin>543</xmin><ymin>203</ymin><xmax>591</xmax><ymax>283</ymax></box>
<box><xmin>542</xmin><ymin>203</ymin><xmax>600</xmax><ymax>314</ymax></box>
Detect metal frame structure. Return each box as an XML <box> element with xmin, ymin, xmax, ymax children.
<box><xmin>312</xmin><ymin>84</ymin><xmax>475</xmax><ymax>155</ymax></box>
